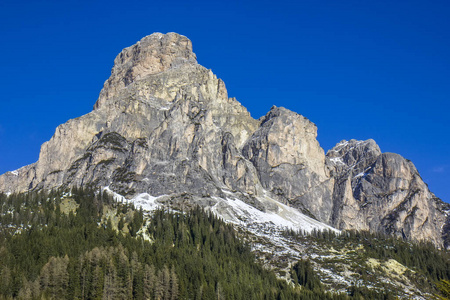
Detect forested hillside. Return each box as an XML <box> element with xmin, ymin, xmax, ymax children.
<box><xmin>0</xmin><ymin>189</ymin><xmax>331</xmax><ymax>299</ymax></box>
<box><xmin>0</xmin><ymin>189</ymin><xmax>449</xmax><ymax>299</ymax></box>
<box><xmin>284</xmin><ymin>228</ymin><xmax>450</xmax><ymax>297</ymax></box>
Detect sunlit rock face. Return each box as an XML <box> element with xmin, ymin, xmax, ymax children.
<box><xmin>0</xmin><ymin>32</ymin><xmax>448</xmax><ymax>248</ymax></box>
<box><xmin>242</xmin><ymin>106</ymin><xmax>334</xmax><ymax>223</ymax></box>
<box><xmin>327</xmin><ymin>139</ymin><xmax>450</xmax><ymax>248</ymax></box>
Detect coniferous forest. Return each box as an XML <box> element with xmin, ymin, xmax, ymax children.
<box><xmin>0</xmin><ymin>188</ymin><xmax>449</xmax><ymax>299</ymax></box>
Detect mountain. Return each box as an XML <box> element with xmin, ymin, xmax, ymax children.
<box><xmin>0</xmin><ymin>32</ymin><xmax>449</xmax><ymax>251</ymax></box>
<box><xmin>327</xmin><ymin>139</ymin><xmax>450</xmax><ymax>248</ymax></box>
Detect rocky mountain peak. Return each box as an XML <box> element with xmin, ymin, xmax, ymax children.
<box><xmin>250</xmin><ymin>105</ymin><xmax>323</xmax><ymax>169</ymax></box>
<box><xmin>328</xmin><ymin>139</ymin><xmax>380</xmax><ymax>155</ymax></box>
<box><xmin>95</xmin><ymin>32</ymin><xmax>197</xmax><ymax>109</ymax></box>
<box><xmin>326</xmin><ymin>139</ymin><xmax>449</xmax><ymax>248</ymax></box>
<box><xmin>0</xmin><ymin>32</ymin><xmax>448</xmax><ymax>249</ymax></box>
<box><xmin>326</xmin><ymin>139</ymin><xmax>381</xmax><ymax>175</ymax></box>
<box><xmin>243</xmin><ymin>105</ymin><xmax>333</xmax><ymax>222</ymax></box>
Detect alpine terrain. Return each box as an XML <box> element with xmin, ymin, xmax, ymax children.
<box><xmin>1</xmin><ymin>32</ymin><xmax>449</xmax><ymax>299</ymax></box>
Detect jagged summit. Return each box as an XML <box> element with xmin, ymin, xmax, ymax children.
<box><xmin>326</xmin><ymin>139</ymin><xmax>381</xmax><ymax>174</ymax></box>
<box><xmin>0</xmin><ymin>33</ymin><xmax>448</xmax><ymax>249</ymax></box>
<box><xmin>327</xmin><ymin>139</ymin><xmax>380</xmax><ymax>155</ymax></box>
<box><xmin>326</xmin><ymin>139</ymin><xmax>449</xmax><ymax>247</ymax></box>
<box><xmin>0</xmin><ymin>31</ymin><xmax>258</xmax><ymax>195</ymax></box>
<box><xmin>95</xmin><ymin>32</ymin><xmax>198</xmax><ymax>110</ymax></box>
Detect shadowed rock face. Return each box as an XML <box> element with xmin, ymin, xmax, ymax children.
<box><xmin>0</xmin><ymin>32</ymin><xmax>448</xmax><ymax>248</ymax></box>
<box><xmin>242</xmin><ymin>106</ymin><xmax>334</xmax><ymax>222</ymax></box>
<box><xmin>327</xmin><ymin>139</ymin><xmax>450</xmax><ymax>248</ymax></box>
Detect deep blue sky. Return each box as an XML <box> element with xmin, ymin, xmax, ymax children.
<box><xmin>0</xmin><ymin>0</ymin><xmax>449</xmax><ymax>202</ymax></box>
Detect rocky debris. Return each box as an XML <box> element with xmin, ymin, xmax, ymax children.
<box><xmin>0</xmin><ymin>32</ymin><xmax>448</xmax><ymax>249</ymax></box>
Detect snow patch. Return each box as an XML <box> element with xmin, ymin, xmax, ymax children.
<box><xmin>9</xmin><ymin>170</ymin><xmax>19</xmax><ymax>176</ymax></box>
<box><xmin>331</xmin><ymin>140</ymin><xmax>368</xmax><ymax>154</ymax></box>
<box><xmin>354</xmin><ymin>172</ymin><xmax>366</xmax><ymax>179</ymax></box>
<box><xmin>330</xmin><ymin>157</ymin><xmax>345</xmax><ymax>166</ymax></box>
<box><xmin>211</xmin><ymin>194</ymin><xmax>338</xmax><ymax>234</ymax></box>
<box><xmin>128</xmin><ymin>193</ymin><xmax>163</xmax><ymax>213</ymax></box>
<box><xmin>333</xmin><ymin>141</ymin><xmax>349</xmax><ymax>152</ymax></box>
<box><xmin>103</xmin><ymin>186</ymin><xmax>126</xmax><ymax>203</ymax></box>
<box><xmin>221</xmin><ymin>189</ymin><xmax>235</xmax><ymax>195</ymax></box>
<box><xmin>337</xmin><ymin>141</ymin><xmax>349</xmax><ymax>147</ymax></box>
<box><xmin>102</xmin><ymin>187</ymin><xmax>164</xmax><ymax>214</ymax></box>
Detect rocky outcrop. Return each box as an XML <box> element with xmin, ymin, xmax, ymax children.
<box><xmin>0</xmin><ymin>32</ymin><xmax>448</xmax><ymax>248</ymax></box>
<box><xmin>0</xmin><ymin>33</ymin><xmax>259</xmax><ymax>198</ymax></box>
<box><xmin>94</xmin><ymin>32</ymin><xmax>197</xmax><ymax>110</ymax></box>
<box><xmin>242</xmin><ymin>106</ymin><xmax>334</xmax><ymax>221</ymax></box>
<box><xmin>327</xmin><ymin>139</ymin><xmax>450</xmax><ymax>248</ymax></box>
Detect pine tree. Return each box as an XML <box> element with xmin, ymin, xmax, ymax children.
<box><xmin>436</xmin><ymin>280</ymin><xmax>450</xmax><ymax>300</ymax></box>
<box><xmin>39</xmin><ymin>256</ymin><xmax>69</xmax><ymax>299</ymax></box>
<box><xmin>131</xmin><ymin>251</ymin><xmax>143</xmax><ymax>299</ymax></box>
<box><xmin>215</xmin><ymin>282</ymin><xmax>224</xmax><ymax>300</ymax></box>
<box><xmin>169</xmin><ymin>266</ymin><xmax>178</xmax><ymax>300</ymax></box>
<box><xmin>0</xmin><ymin>266</ymin><xmax>12</xmax><ymax>297</ymax></box>
<box><xmin>17</xmin><ymin>278</ymin><xmax>32</xmax><ymax>300</ymax></box>
<box><xmin>102</xmin><ymin>259</ymin><xmax>117</xmax><ymax>300</ymax></box>
<box><xmin>116</xmin><ymin>246</ymin><xmax>132</xmax><ymax>300</ymax></box>
<box><xmin>143</xmin><ymin>264</ymin><xmax>156</xmax><ymax>300</ymax></box>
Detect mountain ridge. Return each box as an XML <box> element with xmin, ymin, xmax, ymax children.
<box><xmin>0</xmin><ymin>32</ymin><xmax>448</xmax><ymax>249</ymax></box>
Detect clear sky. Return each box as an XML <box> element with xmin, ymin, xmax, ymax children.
<box><xmin>0</xmin><ymin>0</ymin><xmax>449</xmax><ymax>202</ymax></box>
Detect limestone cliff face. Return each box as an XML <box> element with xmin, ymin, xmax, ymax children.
<box><xmin>0</xmin><ymin>33</ymin><xmax>260</xmax><ymax>200</ymax></box>
<box><xmin>94</xmin><ymin>32</ymin><xmax>197</xmax><ymax>110</ymax></box>
<box><xmin>0</xmin><ymin>32</ymin><xmax>448</xmax><ymax>248</ymax></box>
<box><xmin>327</xmin><ymin>139</ymin><xmax>450</xmax><ymax>248</ymax></box>
<box><xmin>242</xmin><ymin>106</ymin><xmax>334</xmax><ymax>222</ymax></box>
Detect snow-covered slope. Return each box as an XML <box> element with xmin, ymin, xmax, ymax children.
<box><xmin>104</xmin><ymin>186</ymin><xmax>337</xmax><ymax>235</ymax></box>
<box><xmin>209</xmin><ymin>192</ymin><xmax>338</xmax><ymax>234</ymax></box>
<box><xmin>103</xmin><ymin>186</ymin><xmax>339</xmax><ymax>281</ymax></box>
